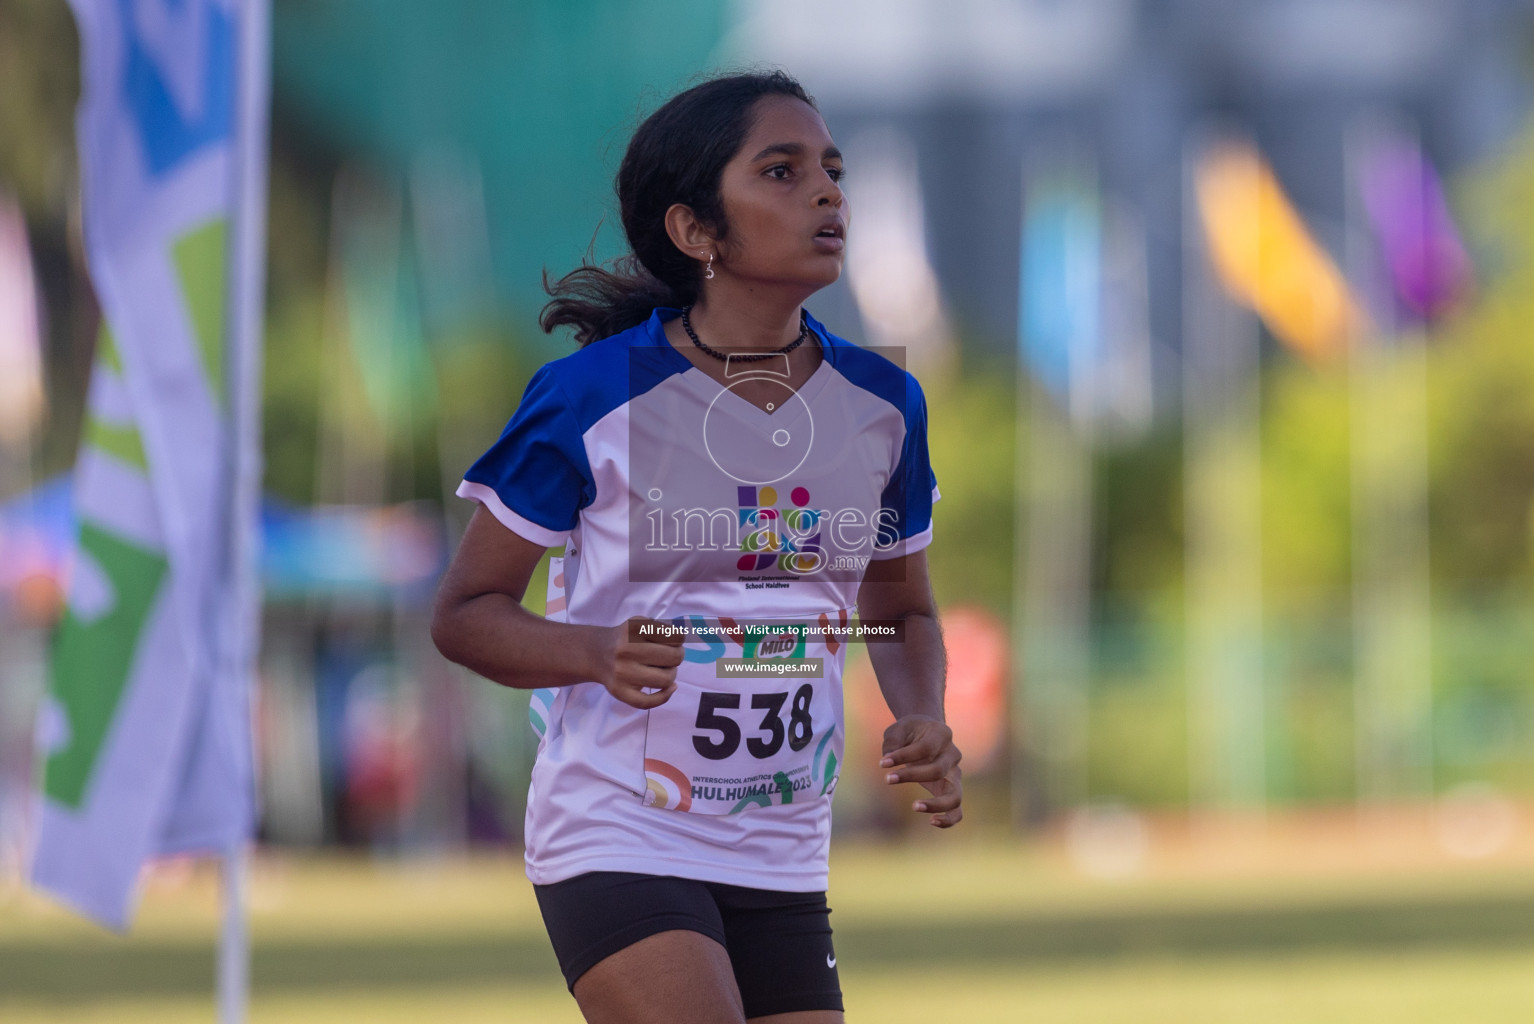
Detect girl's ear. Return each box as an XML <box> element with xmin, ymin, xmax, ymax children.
<box><xmin>664</xmin><ymin>203</ymin><xmax>717</xmax><ymax>263</ymax></box>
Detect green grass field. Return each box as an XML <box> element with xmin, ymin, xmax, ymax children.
<box><xmin>6</xmin><ymin>816</ymin><xmax>1534</xmax><ymax>1022</ymax></box>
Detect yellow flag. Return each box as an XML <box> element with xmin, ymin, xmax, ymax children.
<box><xmin>1195</xmin><ymin>140</ymin><xmax>1364</xmax><ymax>361</ymax></box>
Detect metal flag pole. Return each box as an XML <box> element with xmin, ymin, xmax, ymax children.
<box><xmin>1345</xmin><ymin>113</ymin><xmax>1434</xmax><ymax>811</ymax></box>
<box><xmin>220</xmin><ymin>0</ymin><xmax>271</xmax><ymax>1020</ymax></box>
<box><xmin>1181</xmin><ymin>125</ymin><xmax>1267</xmax><ymax>818</ymax></box>
<box><xmin>219</xmin><ymin>842</ymin><xmax>251</xmax><ymax>1024</ymax></box>
<box><xmin>1011</xmin><ymin>151</ymin><xmax>1100</xmax><ymax>828</ymax></box>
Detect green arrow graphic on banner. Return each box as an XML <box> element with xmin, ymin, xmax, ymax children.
<box><xmin>172</xmin><ymin>218</ymin><xmax>228</xmax><ymax>405</ymax></box>
<box><xmin>43</xmin><ymin>524</ymin><xmax>169</xmax><ymax>809</ymax></box>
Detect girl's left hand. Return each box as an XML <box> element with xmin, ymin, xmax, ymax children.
<box><xmin>881</xmin><ymin>715</ymin><xmax>963</xmax><ymax>828</ymax></box>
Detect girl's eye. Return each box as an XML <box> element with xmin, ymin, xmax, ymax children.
<box><xmin>826</xmin><ymin>166</ymin><xmax>845</xmax><ymax>183</ymax></box>
<box><xmin>766</xmin><ymin>164</ymin><xmax>792</xmax><ymax>179</ymax></box>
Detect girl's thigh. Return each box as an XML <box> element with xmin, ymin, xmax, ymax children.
<box><xmin>536</xmin><ymin>872</ymin><xmax>844</xmax><ymax>1024</ymax></box>
<box><xmin>573</xmin><ymin>928</ymin><xmax>745</xmax><ymax>1024</ymax></box>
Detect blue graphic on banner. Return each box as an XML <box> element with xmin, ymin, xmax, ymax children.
<box><xmin>119</xmin><ymin>0</ymin><xmax>235</xmax><ymax>175</ymax></box>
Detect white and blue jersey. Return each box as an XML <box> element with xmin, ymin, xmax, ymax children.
<box><xmin>458</xmin><ymin>307</ymin><xmax>938</xmax><ymax>890</ymax></box>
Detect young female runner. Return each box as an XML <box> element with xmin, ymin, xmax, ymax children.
<box><xmin>432</xmin><ymin>70</ymin><xmax>962</xmax><ymax>1024</ymax></box>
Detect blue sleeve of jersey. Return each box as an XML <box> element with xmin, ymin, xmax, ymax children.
<box><xmin>459</xmin><ymin>364</ymin><xmax>595</xmax><ymax>546</ymax></box>
<box><xmin>873</xmin><ymin>374</ymin><xmax>938</xmax><ymax>555</ymax></box>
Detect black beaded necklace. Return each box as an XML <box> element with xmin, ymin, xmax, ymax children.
<box><xmin>681</xmin><ymin>305</ymin><xmax>810</xmax><ymax>363</ymax></box>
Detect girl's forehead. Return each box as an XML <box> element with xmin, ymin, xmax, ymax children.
<box><xmin>736</xmin><ymin>96</ymin><xmax>834</xmax><ymax>154</ymax></box>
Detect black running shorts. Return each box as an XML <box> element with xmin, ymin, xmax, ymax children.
<box><xmin>533</xmin><ymin>870</ymin><xmax>843</xmax><ymax>1018</ymax></box>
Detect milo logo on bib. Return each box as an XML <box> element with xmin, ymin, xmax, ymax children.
<box><xmin>641</xmin><ymin>616</ymin><xmax>844</xmax><ymax>815</ymax></box>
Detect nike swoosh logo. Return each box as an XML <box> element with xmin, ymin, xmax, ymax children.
<box><xmin>826</xmin><ymin>953</ymin><xmax>837</xmax><ymax>968</ymax></box>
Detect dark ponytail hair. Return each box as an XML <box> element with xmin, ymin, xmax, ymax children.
<box><xmin>540</xmin><ymin>70</ymin><xmax>816</xmax><ymax>346</ymax></box>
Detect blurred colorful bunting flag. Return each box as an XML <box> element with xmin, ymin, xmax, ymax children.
<box><xmin>1359</xmin><ymin>139</ymin><xmax>1473</xmax><ymax>322</ymax></box>
<box><xmin>1195</xmin><ymin>140</ymin><xmax>1364</xmax><ymax>361</ymax></box>
<box><xmin>1020</xmin><ymin>178</ymin><xmax>1101</xmax><ymax>418</ymax></box>
<box><xmin>844</xmin><ymin>128</ymin><xmax>954</xmax><ymax>371</ymax></box>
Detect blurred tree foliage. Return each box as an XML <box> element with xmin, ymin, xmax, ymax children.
<box><xmin>1246</xmin><ymin>120</ymin><xmax>1534</xmax><ymax>603</ymax></box>
<box><xmin>259</xmin><ymin>131</ymin><xmax>333</xmax><ymax>506</ymax></box>
<box><xmin>1426</xmin><ymin>126</ymin><xmax>1534</xmax><ymax>594</ymax></box>
<box><xmin>258</xmin><ymin>138</ymin><xmax>530</xmax><ymax>509</ymax></box>
<box><xmin>922</xmin><ymin>358</ymin><xmax>1018</xmax><ymax>616</ymax></box>
<box><xmin>1096</xmin><ymin>425</ymin><xmax>1184</xmax><ymax>600</ymax></box>
<box><xmin>1074</xmin><ymin>118</ymin><xmax>1534</xmax><ymax>805</ymax></box>
<box><xmin>0</xmin><ymin>0</ymin><xmax>78</xmax><ymax>221</ymax></box>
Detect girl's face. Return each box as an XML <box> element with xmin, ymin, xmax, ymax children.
<box><xmin>711</xmin><ymin>95</ymin><xmax>848</xmax><ymax>294</ymax></box>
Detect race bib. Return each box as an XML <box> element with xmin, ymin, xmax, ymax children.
<box><xmin>641</xmin><ymin>616</ymin><xmax>844</xmax><ymax>815</ymax></box>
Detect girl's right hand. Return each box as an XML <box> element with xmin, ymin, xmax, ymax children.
<box><xmin>599</xmin><ymin>617</ymin><xmax>686</xmax><ymax>709</ymax></box>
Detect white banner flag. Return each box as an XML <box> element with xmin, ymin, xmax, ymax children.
<box><xmin>31</xmin><ymin>0</ymin><xmax>266</xmax><ymax>931</ymax></box>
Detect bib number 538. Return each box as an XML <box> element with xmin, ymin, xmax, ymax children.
<box><xmin>692</xmin><ymin>684</ymin><xmax>815</xmax><ymax>761</ymax></box>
